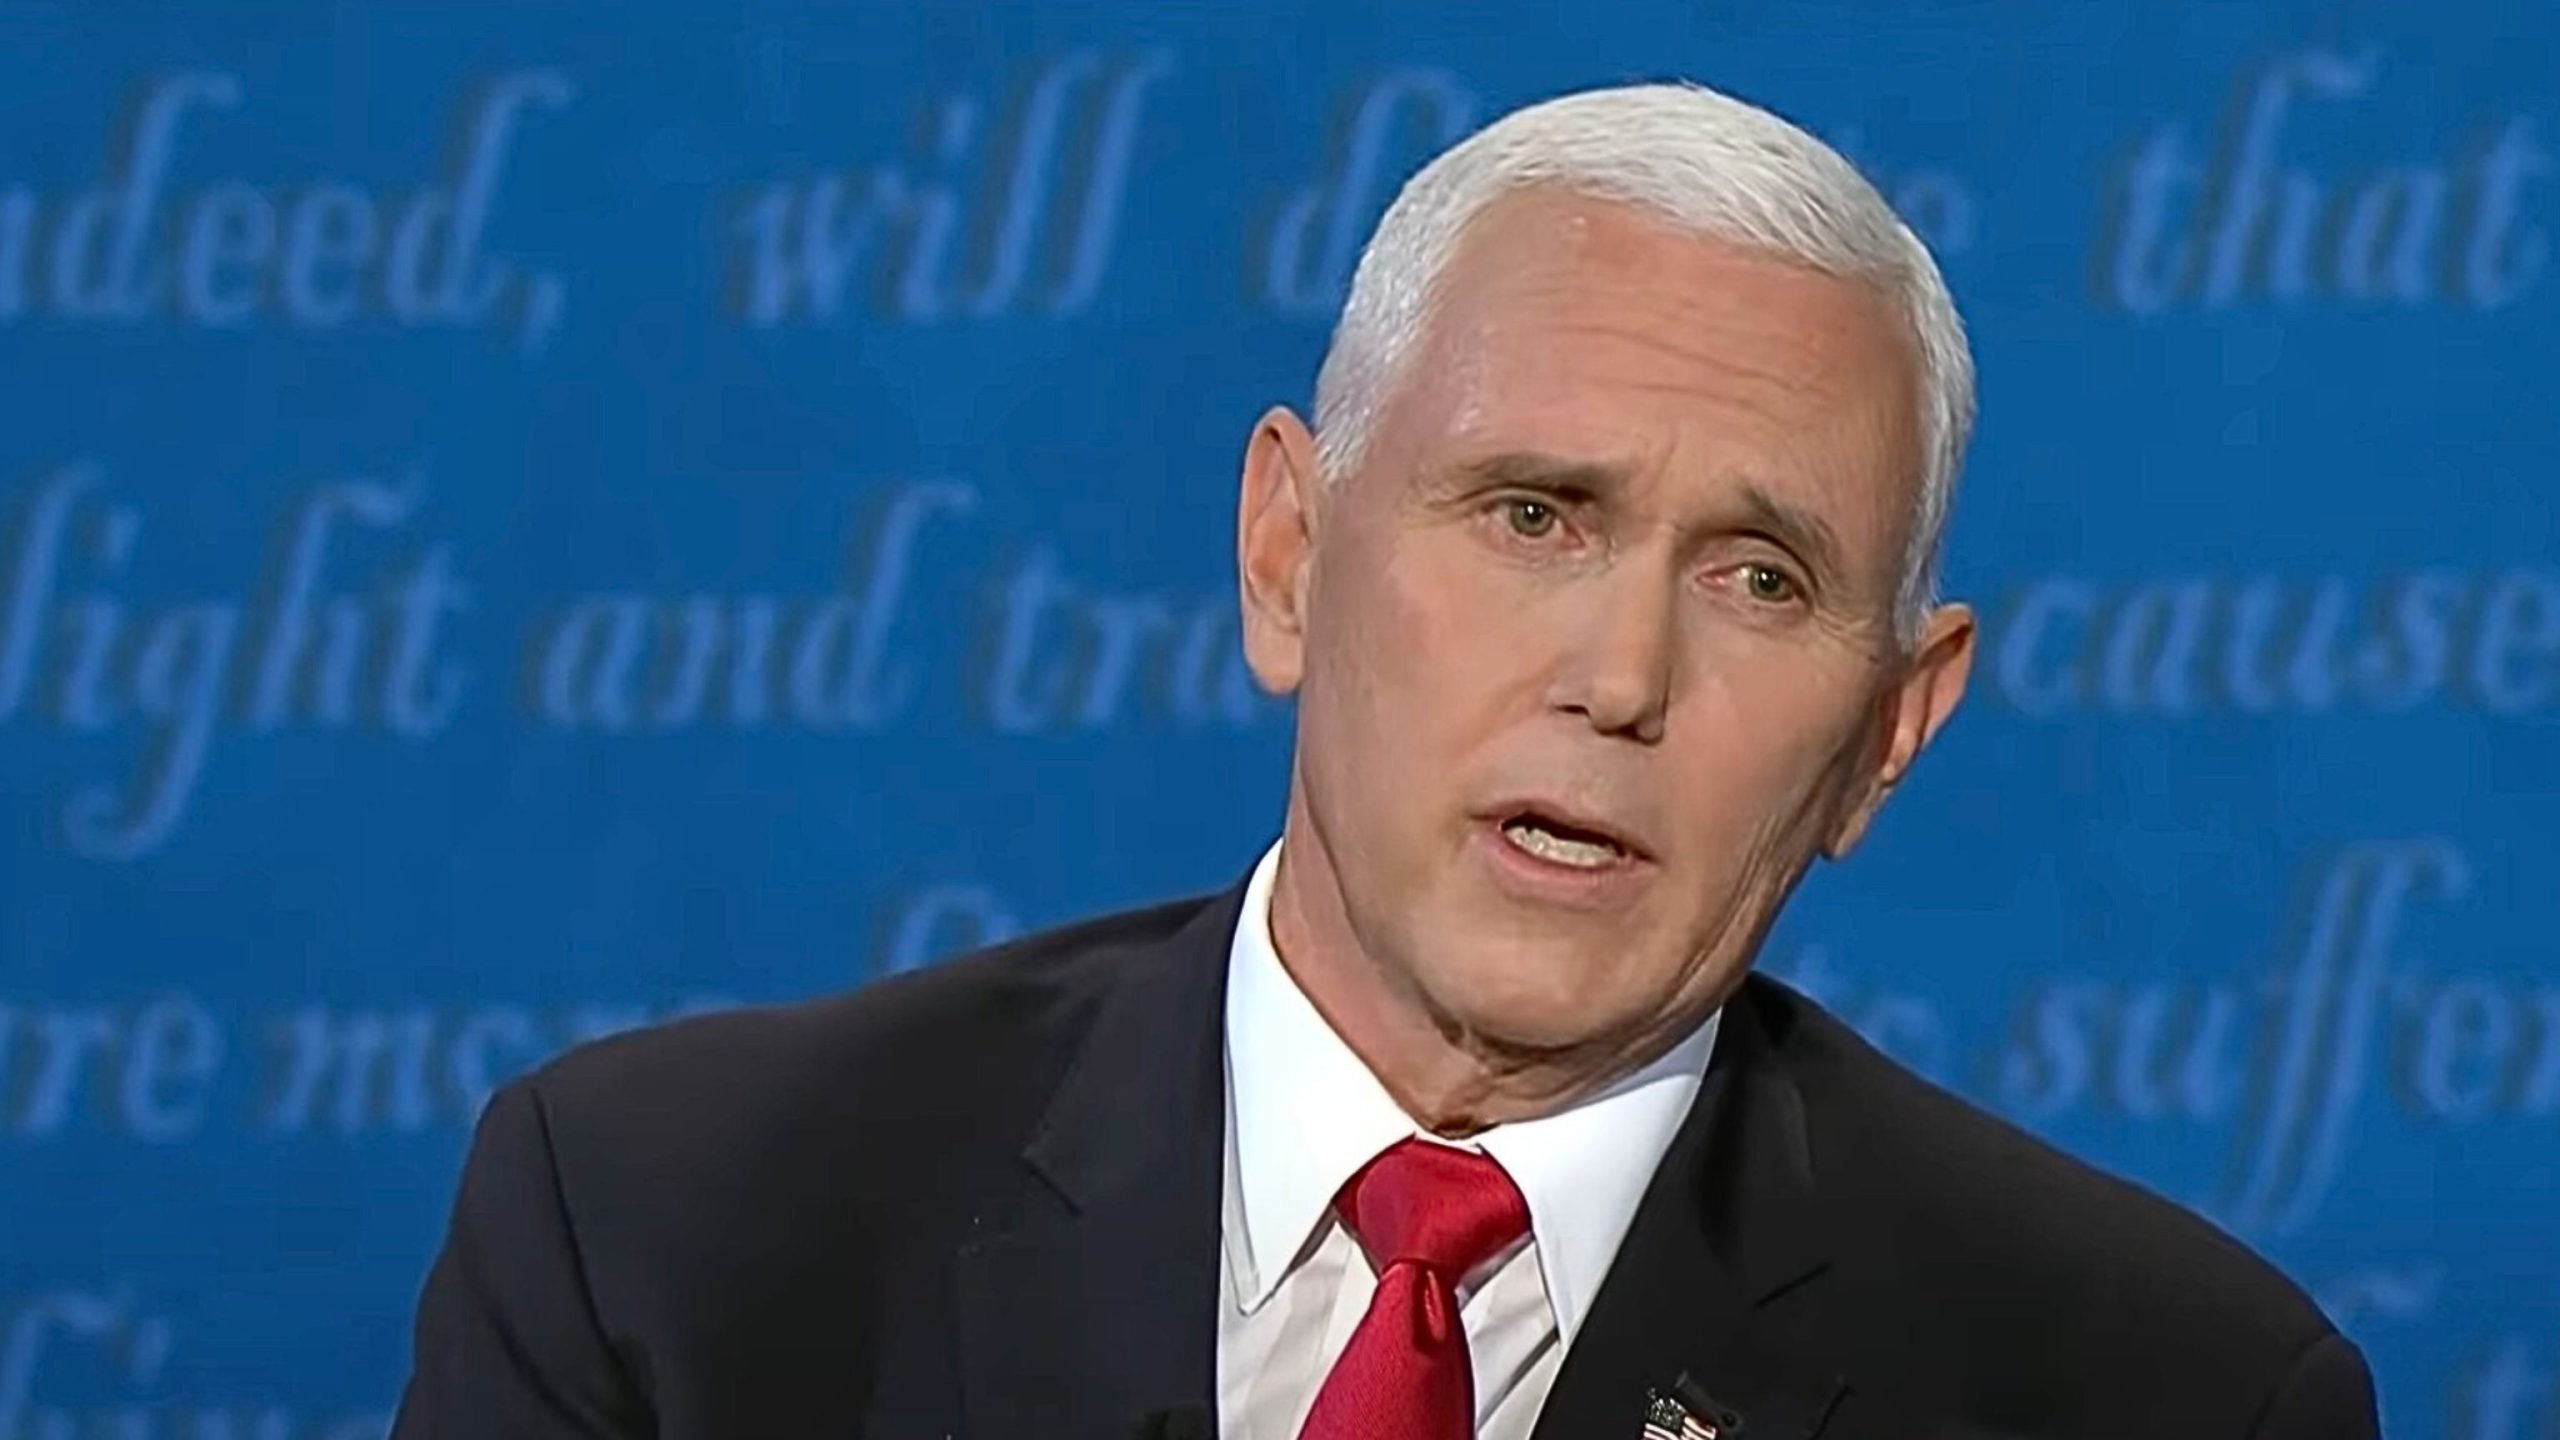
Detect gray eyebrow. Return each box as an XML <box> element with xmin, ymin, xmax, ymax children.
<box><xmin>1734</xmin><ymin>482</ymin><xmax>1846</xmax><ymax>582</ymax></box>
<box><xmin>1456</xmin><ymin>452</ymin><xmax>1635</xmax><ymax>495</ymax></box>
<box><xmin>1454</xmin><ymin>448</ymin><xmax>1853</xmax><ymax>584</ymax></box>
<box><xmin>1456</xmin><ymin>452</ymin><xmax>1849</xmax><ymax>582</ymax></box>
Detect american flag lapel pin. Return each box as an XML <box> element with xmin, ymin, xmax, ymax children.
<box><xmin>1641</xmin><ymin>1389</ymin><xmax>1727</xmax><ymax>1440</ymax></box>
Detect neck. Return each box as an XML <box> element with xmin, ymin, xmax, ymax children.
<box><xmin>1266</xmin><ymin>785</ymin><xmax>1661</xmax><ymax>1133</ymax></box>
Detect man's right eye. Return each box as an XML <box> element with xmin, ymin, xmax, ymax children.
<box><xmin>1501</xmin><ymin>497</ymin><xmax>1560</xmax><ymax>539</ymax></box>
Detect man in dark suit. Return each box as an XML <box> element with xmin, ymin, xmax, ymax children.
<box><xmin>392</xmin><ymin>82</ymin><xmax>2381</xmax><ymax>1439</ymax></box>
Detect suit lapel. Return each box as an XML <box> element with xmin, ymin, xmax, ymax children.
<box><xmin>947</xmin><ymin>891</ymin><xmax>1859</xmax><ymax>1440</ymax></box>
<box><xmin>1532</xmin><ymin>980</ymin><xmax>1853</xmax><ymax>1440</ymax></box>
<box><xmin>954</xmin><ymin>879</ymin><xmax>1246</xmax><ymax>1440</ymax></box>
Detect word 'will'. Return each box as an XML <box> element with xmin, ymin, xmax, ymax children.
<box><xmin>732</xmin><ymin>51</ymin><xmax>1171</xmax><ymax>325</ymax></box>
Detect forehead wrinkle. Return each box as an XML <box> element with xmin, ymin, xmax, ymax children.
<box><xmin>1381</xmin><ymin>200</ymin><xmax>1921</xmax><ymax>600</ymax></box>
<box><xmin>1540</xmin><ymin>310</ymin><xmax>1867</xmax><ymax>418</ymax></box>
<box><xmin>1411</xmin><ymin>276</ymin><xmax>1879</xmax><ymax>452</ymax></box>
<box><xmin>1544</xmin><ymin>318</ymin><xmax>1915</xmax><ymax>570</ymax></box>
<box><xmin>1459</xmin><ymin>354</ymin><xmax>1889</xmax><ymax>538</ymax></box>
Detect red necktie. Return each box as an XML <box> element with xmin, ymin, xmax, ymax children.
<box><xmin>1296</xmin><ymin>1138</ymin><xmax>1532</xmax><ymax>1440</ymax></box>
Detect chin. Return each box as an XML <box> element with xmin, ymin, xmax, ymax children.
<box><xmin>1419</xmin><ymin>950</ymin><xmax>1631</xmax><ymax>1054</ymax></box>
<box><xmin>1467</xmin><ymin>1008</ymin><xmax>1625</xmax><ymax>1056</ymax></box>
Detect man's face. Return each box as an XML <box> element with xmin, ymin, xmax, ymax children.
<box><xmin>1242</xmin><ymin>190</ymin><xmax>1972</xmax><ymax>1070</ymax></box>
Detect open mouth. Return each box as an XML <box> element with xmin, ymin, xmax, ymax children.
<box><xmin>1497</xmin><ymin>811</ymin><xmax>1634</xmax><ymax>870</ymax></box>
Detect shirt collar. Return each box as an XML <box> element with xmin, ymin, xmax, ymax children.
<box><xmin>1222</xmin><ymin>838</ymin><xmax>1719</xmax><ymax>1344</ymax></box>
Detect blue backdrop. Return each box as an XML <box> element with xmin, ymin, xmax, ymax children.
<box><xmin>2</xmin><ymin>2</ymin><xmax>2554</xmax><ymax>1435</ymax></box>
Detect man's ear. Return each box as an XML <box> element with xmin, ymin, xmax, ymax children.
<box><xmin>1237</xmin><ymin>406</ymin><xmax>1324</xmax><ymax>696</ymax></box>
<box><xmin>1823</xmin><ymin>604</ymin><xmax>1975</xmax><ymax>860</ymax></box>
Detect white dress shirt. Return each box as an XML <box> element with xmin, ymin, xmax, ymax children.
<box><xmin>1217</xmin><ymin>840</ymin><xmax>1719</xmax><ymax>1439</ymax></box>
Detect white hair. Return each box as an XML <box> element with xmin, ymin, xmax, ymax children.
<box><xmin>1310</xmin><ymin>81</ymin><xmax>1976</xmax><ymax>644</ymax></box>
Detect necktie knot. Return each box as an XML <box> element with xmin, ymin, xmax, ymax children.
<box><xmin>1334</xmin><ymin>1137</ymin><xmax>1530</xmax><ymax>1282</ymax></box>
<box><xmin>1298</xmin><ymin>1140</ymin><xmax>1528</xmax><ymax>1440</ymax></box>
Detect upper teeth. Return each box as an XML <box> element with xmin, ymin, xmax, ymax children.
<box><xmin>1503</xmin><ymin>818</ymin><xmax>1621</xmax><ymax>868</ymax></box>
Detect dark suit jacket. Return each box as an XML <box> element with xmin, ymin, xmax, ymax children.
<box><xmin>390</xmin><ymin>871</ymin><xmax>2381</xmax><ymax>1440</ymax></box>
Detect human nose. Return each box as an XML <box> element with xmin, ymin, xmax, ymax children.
<box><xmin>1546</xmin><ymin>567</ymin><xmax>1676</xmax><ymax>743</ymax></box>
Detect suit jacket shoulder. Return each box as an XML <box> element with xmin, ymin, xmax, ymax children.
<box><xmin>1747</xmin><ymin>979</ymin><xmax>2365</xmax><ymax>1435</ymax></box>
<box><xmin>528</xmin><ymin>889</ymin><xmax>1214</xmax><ymax>1198</ymax></box>
<box><xmin>448</xmin><ymin>888</ymin><xmax>1226</xmax><ymax>1433</ymax></box>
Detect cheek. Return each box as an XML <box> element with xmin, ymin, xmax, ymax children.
<box><xmin>1321</xmin><ymin>539</ymin><xmax>1484</xmax><ymax>727</ymax></box>
<box><xmin>1300</xmin><ymin>544</ymin><xmax>1431</xmax><ymax>804</ymax></box>
<box><xmin>1667</xmin><ymin>675</ymin><xmax>1871</xmax><ymax>848</ymax></box>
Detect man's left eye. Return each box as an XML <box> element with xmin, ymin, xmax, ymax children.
<box><xmin>1738</xmin><ymin>564</ymin><xmax>1801</xmax><ymax>603</ymax></box>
